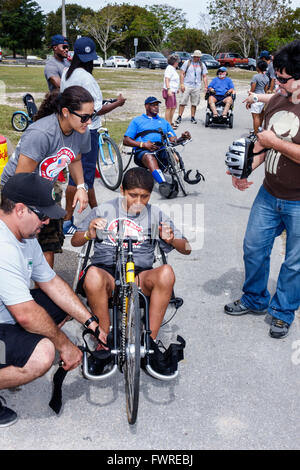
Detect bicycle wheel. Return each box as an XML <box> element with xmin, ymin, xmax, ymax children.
<box><xmin>124</xmin><ymin>282</ymin><xmax>141</xmax><ymax>425</ymax></box>
<box><xmin>97</xmin><ymin>135</ymin><xmax>123</xmax><ymax>191</ymax></box>
<box><xmin>167</xmin><ymin>148</ymin><xmax>187</xmax><ymax>196</ymax></box>
<box><xmin>11</xmin><ymin>112</ymin><xmax>29</xmax><ymax>132</ymax></box>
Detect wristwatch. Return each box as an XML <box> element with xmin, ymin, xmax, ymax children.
<box><xmin>252</xmin><ymin>94</ymin><xmax>259</xmax><ymax>103</ymax></box>
<box><xmin>77</xmin><ymin>183</ymin><xmax>88</xmax><ymax>192</ymax></box>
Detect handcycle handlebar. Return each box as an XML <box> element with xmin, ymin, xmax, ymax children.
<box><xmin>102</xmin><ymin>98</ymin><xmax>118</xmax><ymax>105</ymax></box>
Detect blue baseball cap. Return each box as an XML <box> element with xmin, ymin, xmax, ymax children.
<box><xmin>51</xmin><ymin>34</ymin><xmax>69</xmax><ymax>46</ymax></box>
<box><xmin>218</xmin><ymin>66</ymin><xmax>227</xmax><ymax>72</ymax></box>
<box><xmin>74</xmin><ymin>37</ymin><xmax>98</xmax><ymax>63</ymax></box>
<box><xmin>259</xmin><ymin>50</ymin><xmax>271</xmax><ymax>59</ymax></box>
<box><xmin>144</xmin><ymin>96</ymin><xmax>161</xmax><ymax>105</ymax></box>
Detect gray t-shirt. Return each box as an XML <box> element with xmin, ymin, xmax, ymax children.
<box><xmin>1</xmin><ymin>113</ymin><xmax>91</xmax><ymax>185</ymax></box>
<box><xmin>181</xmin><ymin>60</ymin><xmax>208</xmax><ymax>88</ymax></box>
<box><xmin>0</xmin><ymin>220</ymin><xmax>56</xmax><ymax>324</ymax></box>
<box><xmin>77</xmin><ymin>198</ymin><xmax>184</xmax><ymax>269</ymax></box>
<box><xmin>251</xmin><ymin>73</ymin><xmax>269</xmax><ymax>94</ymax></box>
<box><xmin>44</xmin><ymin>56</ymin><xmax>70</xmax><ymax>91</ymax></box>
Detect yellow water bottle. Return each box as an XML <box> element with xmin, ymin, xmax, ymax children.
<box><xmin>126</xmin><ymin>245</ymin><xmax>135</xmax><ymax>283</ymax></box>
<box><xmin>0</xmin><ymin>135</ymin><xmax>8</xmax><ymax>176</ymax></box>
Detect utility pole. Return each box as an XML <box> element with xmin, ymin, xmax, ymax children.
<box><xmin>62</xmin><ymin>0</ymin><xmax>67</xmax><ymax>37</ymax></box>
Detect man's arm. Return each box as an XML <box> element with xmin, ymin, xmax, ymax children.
<box><xmin>48</xmin><ymin>75</ymin><xmax>61</xmax><ymax>89</ymax></box>
<box><xmin>257</xmin><ymin>130</ymin><xmax>300</xmax><ymax>165</ymax></box>
<box><xmin>123</xmin><ymin>135</ymin><xmax>159</xmax><ymax>152</ymax></box>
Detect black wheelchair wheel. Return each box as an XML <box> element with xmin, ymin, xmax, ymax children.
<box><xmin>11</xmin><ymin>112</ymin><xmax>29</xmax><ymax>132</ymax></box>
<box><xmin>97</xmin><ymin>135</ymin><xmax>123</xmax><ymax>191</ymax></box>
<box><xmin>229</xmin><ymin>114</ymin><xmax>234</xmax><ymax>128</ymax></box>
<box><xmin>205</xmin><ymin>113</ymin><xmax>210</xmax><ymax>127</ymax></box>
<box><xmin>124</xmin><ymin>282</ymin><xmax>141</xmax><ymax>425</ymax></box>
<box><xmin>167</xmin><ymin>148</ymin><xmax>187</xmax><ymax>196</ymax></box>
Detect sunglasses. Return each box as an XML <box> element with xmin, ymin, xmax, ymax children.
<box><xmin>27</xmin><ymin>206</ymin><xmax>49</xmax><ymax>222</ymax></box>
<box><xmin>68</xmin><ymin>109</ymin><xmax>96</xmax><ymax>123</ymax></box>
<box><xmin>275</xmin><ymin>74</ymin><xmax>294</xmax><ymax>84</ymax></box>
<box><xmin>62</xmin><ymin>45</ymin><xmax>69</xmax><ymax>50</ymax></box>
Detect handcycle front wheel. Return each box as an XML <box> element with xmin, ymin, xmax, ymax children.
<box><xmin>97</xmin><ymin>135</ymin><xmax>123</xmax><ymax>191</ymax></box>
<box><xmin>124</xmin><ymin>282</ymin><xmax>141</xmax><ymax>425</ymax></box>
<box><xmin>11</xmin><ymin>112</ymin><xmax>29</xmax><ymax>132</ymax></box>
<box><xmin>167</xmin><ymin>147</ymin><xmax>187</xmax><ymax>197</ymax></box>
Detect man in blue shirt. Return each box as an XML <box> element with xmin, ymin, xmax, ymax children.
<box><xmin>123</xmin><ymin>96</ymin><xmax>190</xmax><ymax>196</ymax></box>
<box><xmin>208</xmin><ymin>67</ymin><xmax>235</xmax><ymax>118</ymax></box>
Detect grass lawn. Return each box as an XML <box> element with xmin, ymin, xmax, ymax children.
<box><xmin>0</xmin><ymin>65</ymin><xmax>251</xmax><ymax>148</ymax></box>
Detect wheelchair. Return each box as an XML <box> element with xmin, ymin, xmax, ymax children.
<box><xmin>204</xmin><ymin>90</ymin><xmax>235</xmax><ymax>128</ymax></box>
<box><xmin>11</xmin><ymin>93</ymin><xmax>37</xmax><ymax>132</ymax></box>
<box><xmin>71</xmin><ymin>224</ymin><xmax>184</xmax><ymax>425</ymax></box>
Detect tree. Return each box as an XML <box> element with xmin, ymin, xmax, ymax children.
<box><xmin>167</xmin><ymin>28</ymin><xmax>208</xmax><ymax>53</ymax></box>
<box><xmin>45</xmin><ymin>3</ymin><xmax>94</xmax><ymax>47</ymax></box>
<box><xmin>264</xmin><ymin>7</ymin><xmax>300</xmax><ymax>52</ymax></box>
<box><xmin>80</xmin><ymin>5</ymin><xmax>121</xmax><ymax>60</ymax></box>
<box><xmin>147</xmin><ymin>4</ymin><xmax>187</xmax><ymax>41</ymax></box>
<box><xmin>0</xmin><ymin>0</ymin><xmax>44</xmax><ymax>59</ymax></box>
<box><xmin>208</xmin><ymin>0</ymin><xmax>292</xmax><ymax>58</ymax></box>
<box><xmin>198</xmin><ymin>13</ymin><xmax>233</xmax><ymax>56</ymax></box>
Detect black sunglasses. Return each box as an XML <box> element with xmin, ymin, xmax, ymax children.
<box><xmin>62</xmin><ymin>45</ymin><xmax>69</xmax><ymax>50</ymax></box>
<box><xmin>68</xmin><ymin>109</ymin><xmax>96</xmax><ymax>123</ymax></box>
<box><xmin>275</xmin><ymin>74</ymin><xmax>294</xmax><ymax>84</ymax></box>
<box><xmin>27</xmin><ymin>206</ymin><xmax>49</xmax><ymax>222</ymax></box>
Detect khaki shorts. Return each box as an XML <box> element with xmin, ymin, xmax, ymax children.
<box><xmin>179</xmin><ymin>86</ymin><xmax>201</xmax><ymax>107</ymax></box>
<box><xmin>0</xmin><ymin>180</ymin><xmax>65</xmax><ymax>253</ymax></box>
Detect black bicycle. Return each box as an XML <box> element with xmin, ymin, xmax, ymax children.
<box><xmin>74</xmin><ymin>222</ymin><xmax>182</xmax><ymax>425</ymax></box>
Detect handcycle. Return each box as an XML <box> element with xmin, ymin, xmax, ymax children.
<box><xmin>120</xmin><ymin>130</ymin><xmax>205</xmax><ymax>198</ymax></box>
<box><xmin>71</xmin><ymin>222</ymin><xmax>184</xmax><ymax>425</ymax></box>
<box><xmin>11</xmin><ymin>93</ymin><xmax>37</xmax><ymax>132</ymax></box>
<box><xmin>96</xmin><ymin>99</ymin><xmax>123</xmax><ymax>191</ymax></box>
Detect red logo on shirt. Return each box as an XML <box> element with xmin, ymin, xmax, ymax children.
<box><xmin>39</xmin><ymin>147</ymin><xmax>76</xmax><ymax>180</ymax></box>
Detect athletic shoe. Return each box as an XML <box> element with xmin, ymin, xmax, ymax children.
<box><xmin>191</xmin><ymin>117</ymin><xmax>197</xmax><ymax>124</ymax></box>
<box><xmin>175</xmin><ymin>116</ymin><xmax>182</xmax><ymax>125</ymax></box>
<box><xmin>0</xmin><ymin>396</ymin><xmax>18</xmax><ymax>428</ymax></box>
<box><xmin>269</xmin><ymin>318</ymin><xmax>290</xmax><ymax>339</ymax></box>
<box><xmin>224</xmin><ymin>299</ymin><xmax>268</xmax><ymax>316</ymax></box>
<box><xmin>63</xmin><ymin>218</ymin><xmax>77</xmax><ymax>236</ymax></box>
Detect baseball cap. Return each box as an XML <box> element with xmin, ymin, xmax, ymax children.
<box><xmin>219</xmin><ymin>66</ymin><xmax>227</xmax><ymax>72</ymax></box>
<box><xmin>51</xmin><ymin>34</ymin><xmax>69</xmax><ymax>47</ymax></box>
<box><xmin>74</xmin><ymin>37</ymin><xmax>98</xmax><ymax>63</ymax></box>
<box><xmin>2</xmin><ymin>173</ymin><xmax>66</xmax><ymax>219</ymax></box>
<box><xmin>192</xmin><ymin>50</ymin><xmax>202</xmax><ymax>57</ymax></box>
<box><xmin>144</xmin><ymin>96</ymin><xmax>161</xmax><ymax>105</ymax></box>
<box><xmin>259</xmin><ymin>50</ymin><xmax>271</xmax><ymax>59</ymax></box>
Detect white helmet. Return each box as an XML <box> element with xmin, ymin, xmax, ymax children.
<box><xmin>225</xmin><ymin>137</ymin><xmax>254</xmax><ymax>179</ymax></box>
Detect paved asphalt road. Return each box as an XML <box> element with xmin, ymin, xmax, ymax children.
<box><xmin>1</xmin><ymin>94</ymin><xmax>299</xmax><ymax>451</ymax></box>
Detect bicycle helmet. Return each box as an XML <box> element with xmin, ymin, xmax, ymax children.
<box><xmin>225</xmin><ymin>137</ymin><xmax>254</xmax><ymax>179</ymax></box>
<box><xmin>159</xmin><ymin>181</ymin><xmax>179</xmax><ymax>199</ymax></box>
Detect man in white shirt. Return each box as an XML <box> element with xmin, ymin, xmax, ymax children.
<box><xmin>175</xmin><ymin>50</ymin><xmax>208</xmax><ymax>125</ymax></box>
<box><xmin>0</xmin><ymin>173</ymin><xmax>101</xmax><ymax>427</ymax></box>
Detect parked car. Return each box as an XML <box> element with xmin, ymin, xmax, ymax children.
<box><xmin>170</xmin><ymin>51</ymin><xmax>191</xmax><ymax>68</ymax></box>
<box><xmin>236</xmin><ymin>57</ymin><xmax>256</xmax><ymax>71</ymax></box>
<box><xmin>93</xmin><ymin>55</ymin><xmax>103</xmax><ymax>67</ymax></box>
<box><xmin>215</xmin><ymin>52</ymin><xmax>248</xmax><ymax>67</ymax></box>
<box><xmin>104</xmin><ymin>56</ymin><xmax>128</xmax><ymax>67</ymax></box>
<box><xmin>127</xmin><ymin>57</ymin><xmax>136</xmax><ymax>68</ymax></box>
<box><xmin>201</xmin><ymin>53</ymin><xmax>220</xmax><ymax>69</ymax></box>
<box><xmin>135</xmin><ymin>51</ymin><xmax>167</xmax><ymax>69</ymax></box>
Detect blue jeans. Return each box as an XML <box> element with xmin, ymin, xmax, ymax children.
<box><xmin>241</xmin><ymin>185</ymin><xmax>300</xmax><ymax>325</ymax></box>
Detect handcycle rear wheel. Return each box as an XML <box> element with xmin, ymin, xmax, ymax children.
<box><xmin>167</xmin><ymin>148</ymin><xmax>187</xmax><ymax>196</ymax></box>
<box><xmin>124</xmin><ymin>282</ymin><xmax>141</xmax><ymax>425</ymax></box>
<box><xmin>97</xmin><ymin>135</ymin><xmax>123</xmax><ymax>191</ymax></box>
<box><xmin>11</xmin><ymin>112</ymin><xmax>29</xmax><ymax>132</ymax></box>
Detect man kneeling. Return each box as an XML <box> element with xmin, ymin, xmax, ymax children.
<box><xmin>71</xmin><ymin>167</ymin><xmax>191</xmax><ymax>375</ymax></box>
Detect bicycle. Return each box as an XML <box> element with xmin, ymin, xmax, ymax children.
<box><xmin>74</xmin><ymin>222</ymin><xmax>183</xmax><ymax>425</ymax></box>
<box><xmin>11</xmin><ymin>93</ymin><xmax>37</xmax><ymax>132</ymax></box>
<box><xmin>96</xmin><ymin>99</ymin><xmax>123</xmax><ymax>191</ymax></box>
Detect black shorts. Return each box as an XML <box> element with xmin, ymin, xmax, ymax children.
<box><xmin>76</xmin><ymin>263</ymin><xmax>152</xmax><ymax>297</ymax></box>
<box><xmin>0</xmin><ymin>289</ymin><xmax>67</xmax><ymax>370</ymax></box>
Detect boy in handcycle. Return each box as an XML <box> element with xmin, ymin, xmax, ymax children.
<box><xmin>123</xmin><ymin>96</ymin><xmax>191</xmax><ymax>198</ymax></box>
<box><xmin>71</xmin><ymin>167</ymin><xmax>191</xmax><ymax>376</ymax></box>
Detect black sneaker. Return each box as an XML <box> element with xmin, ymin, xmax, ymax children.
<box><xmin>191</xmin><ymin>117</ymin><xmax>197</xmax><ymax>124</ymax></box>
<box><xmin>224</xmin><ymin>299</ymin><xmax>267</xmax><ymax>316</ymax></box>
<box><xmin>175</xmin><ymin>115</ymin><xmax>182</xmax><ymax>125</ymax></box>
<box><xmin>269</xmin><ymin>318</ymin><xmax>290</xmax><ymax>339</ymax></box>
<box><xmin>0</xmin><ymin>396</ymin><xmax>18</xmax><ymax>428</ymax></box>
